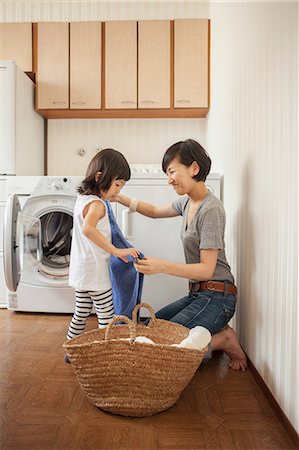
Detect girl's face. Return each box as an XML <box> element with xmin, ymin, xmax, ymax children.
<box><xmin>100</xmin><ymin>178</ymin><xmax>126</xmax><ymax>200</ymax></box>
<box><xmin>165</xmin><ymin>157</ymin><xmax>199</xmax><ymax>195</ymax></box>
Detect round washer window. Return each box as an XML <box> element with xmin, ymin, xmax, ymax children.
<box><xmin>40</xmin><ymin>211</ymin><xmax>73</xmax><ymax>269</ymax></box>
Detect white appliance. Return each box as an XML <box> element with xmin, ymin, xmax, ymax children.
<box><xmin>0</xmin><ymin>176</ymin><xmax>8</xmax><ymax>305</ymax></box>
<box><xmin>0</xmin><ymin>61</ymin><xmax>44</xmax><ymax>176</ymax></box>
<box><xmin>0</xmin><ymin>176</ymin><xmax>41</xmax><ymax>306</ymax></box>
<box><xmin>0</xmin><ymin>61</ymin><xmax>44</xmax><ymax>305</ymax></box>
<box><xmin>4</xmin><ymin>176</ymin><xmax>81</xmax><ymax>312</ymax></box>
<box><xmin>3</xmin><ymin>169</ymin><xmax>221</xmax><ymax>315</ymax></box>
<box><xmin>115</xmin><ymin>165</ymin><xmax>221</xmax><ymax>315</ymax></box>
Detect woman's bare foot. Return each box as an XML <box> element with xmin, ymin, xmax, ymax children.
<box><xmin>211</xmin><ymin>326</ymin><xmax>247</xmax><ymax>371</ymax></box>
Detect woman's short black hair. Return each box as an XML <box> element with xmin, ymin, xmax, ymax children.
<box><xmin>78</xmin><ymin>148</ymin><xmax>131</xmax><ymax>195</ymax></box>
<box><xmin>162</xmin><ymin>139</ymin><xmax>211</xmax><ymax>181</ymax></box>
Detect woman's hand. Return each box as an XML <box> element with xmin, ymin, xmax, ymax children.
<box><xmin>134</xmin><ymin>256</ymin><xmax>167</xmax><ymax>275</ymax></box>
<box><xmin>114</xmin><ymin>247</ymin><xmax>140</xmax><ymax>263</ymax></box>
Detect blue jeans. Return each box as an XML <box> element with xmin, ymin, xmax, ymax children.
<box><xmin>154</xmin><ymin>290</ymin><xmax>237</xmax><ymax>335</ymax></box>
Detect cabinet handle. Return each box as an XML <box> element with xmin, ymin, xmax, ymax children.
<box><xmin>176</xmin><ymin>99</ymin><xmax>191</xmax><ymax>104</ymax></box>
<box><xmin>121</xmin><ymin>100</ymin><xmax>135</xmax><ymax>105</ymax></box>
<box><xmin>71</xmin><ymin>101</ymin><xmax>86</xmax><ymax>105</ymax></box>
<box><xmin>52</xmin><ymin>101</ymin><xmax>67</xmax><ymax>105</ymax></box>
<box><xmin>140</xmin><ymin>100</ymin><xmax>157</xmax><ymax>104</ymax></box>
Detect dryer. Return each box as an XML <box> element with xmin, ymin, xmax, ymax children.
<box><xmin>4</xmin><ymin>176</ymin><xmax>82</xmax><ymax>312</ymax></box>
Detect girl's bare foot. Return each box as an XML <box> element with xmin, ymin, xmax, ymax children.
<box><xmin>211</xmin><ymin>326</ymin><xmax>247</xmax><ymax>371</ymax></box>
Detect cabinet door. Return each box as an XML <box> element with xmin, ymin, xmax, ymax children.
<box><xmin>37</xmin><ymin>23</ymin><xmax>69</xmax><ymax>109</ymax></box>
<box><xmin>105</xmin><ymin>21</ymin><xmax>137</xmax><ymax>109</ymax></box>
<box><xmin>70</xmin><ymin>22</ymin><xmax>102</xmax><ymax>109</ymax></box>
<box><xmin>174</xmin><ymin>19</ymin><xmax>209</xmax><ymax>108</ymax></box>
<box><xmin>138</xmin><ymin>20</ymin><xmax>170</xmax><ymax>109</ymax></box>
<box><xmin>0</xmin><ymin>23</ymin><xmax>32</xmax><ymax>72</ymax></box>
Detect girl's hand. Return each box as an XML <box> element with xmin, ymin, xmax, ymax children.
<box><xmin>114</xmin><ymin>247</ymin><xmax>140</xmax><ymax>263</ymax></box>
<box><xmin>134</xmin><ymin>256</ymin><xmax>166</xmax><ymax>275</ymax></box>
<box><xmin>110</xmin><ymin>194</ymin><xmax>121</xmax><ymax>203</ymax></box>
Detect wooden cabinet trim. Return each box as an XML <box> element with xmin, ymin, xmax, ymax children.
<box><xmin>36</xmin><ymin>108</ymin><xmax>209</xmax><ymax>119</ymax></box>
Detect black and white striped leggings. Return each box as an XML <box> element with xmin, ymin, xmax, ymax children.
<box><xmin>67</xmin><ymin>288</ymin><xmax>114</xmax><ymax>340</ymax></box>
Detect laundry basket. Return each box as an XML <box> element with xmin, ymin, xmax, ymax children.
<box><xmin>63</xmin><ymin>303</ymin><xmax>208</xmax><ymax>417</ymax></box>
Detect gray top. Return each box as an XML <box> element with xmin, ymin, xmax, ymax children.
<box><xmin>172</xmin><ymin>191</ymin><xmax>234</xmax><ymax>284</ymax></box>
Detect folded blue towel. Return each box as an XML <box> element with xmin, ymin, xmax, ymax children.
<box><xmin>106</xmin><ymin>201</ymin><xmax>144</xmax><ymax>318</ymax></box>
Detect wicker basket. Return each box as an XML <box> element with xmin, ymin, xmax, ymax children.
<box><xmin>63</xmin><ymin>303</ymin><xmax>208</xmax><ymax>417</ymax></box>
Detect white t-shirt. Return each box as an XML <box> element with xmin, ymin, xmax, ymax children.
<box><xmin>68</xmin><ymin>194</ymin><xmax>112</xmax><ymax>291</ymax></box>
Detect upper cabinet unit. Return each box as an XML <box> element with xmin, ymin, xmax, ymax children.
<box><xmin>36</xmin><ymin>22</ymin><xmax>102</xmax><ymax>110</ymax></box>
<box><xmin>0</xmin><ymin>23</ymin><xmax>32</xmax><ymax>72</ymax></box>
<box><xmin>105</xmin><ymin>21</ymin><xmax>137</xmax><ymax>109</ymax></box>
<box><xmin>174</xmin><ymin>19</ymin><xmax>209</xmax><ymax>108</ymax></box>
<box><xmin>32</xmin><ymin>18</ymin><xmax>209</xmax><ymax>118</ymax></box>
<box><xmin>70</xmin><ymin>22</ymin><xmax>102</xmax><ymax>109</ymax></box>
<box><xmin>138</xmin><ymin>20</ymin><xmax>170</xmax><ymax>109</ymax></box>
<box><xmin>37</xmin><ymin>22</ymin><xmax>69</xmax><ymax>109</ymax></box>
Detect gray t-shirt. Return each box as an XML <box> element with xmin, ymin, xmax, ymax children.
<box><xmin>172</xmin><ymin>191</ymin><xmax>234</xmax><ymax>284</ymax></box>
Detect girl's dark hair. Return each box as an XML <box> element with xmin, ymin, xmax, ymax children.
<box><xmin>162</xmin><ymin>139</ymin><xmax>211</xmax><ymax>181</ymax></box>
<box><xmin>78</xmin><ymin>148</ymin><xmax>131</xmax><ymax>195</ymax></box>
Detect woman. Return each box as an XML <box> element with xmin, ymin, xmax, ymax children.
<box><xmin>116</xmin><ymin>139</ymin><xmax>247</xmax><ymax>371</ymax></box>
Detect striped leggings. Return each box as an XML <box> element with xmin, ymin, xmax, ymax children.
<box><xmin>67</xmin><ymin>288</ymin><xmax>114</xmax><ymax>340</ymax></box>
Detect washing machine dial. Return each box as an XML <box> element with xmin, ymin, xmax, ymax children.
<box><xmin>51</xmin><ymin>181</ymin><xmax>62</xmax><ymax>191</ymax></box>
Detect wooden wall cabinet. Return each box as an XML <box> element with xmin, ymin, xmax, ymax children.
<box><xmin>70</xmin><ymin>22</ymin><xmax>102</xmax><ymax>109</ymax></box>
<box><xmin>0</xmin><ymin>23</ymin><xmax>32</xmax><ymax>72</ymax></box>
<box><xmin>37</xmin><ymin>22</ymin><xmax>102</xmax><ymax>110</ymax></box>
<box><xmin>105</xmin><ymin>21</ymin><xmax>137</xmax><ymax>109</ymax></box>
<box><xmin>34</xmin><ymin>18</ymin><xmax>209</xmax><ymax>118</ymax></box>
<box><xmin>138</xmin><ymin>20</ymin><xmax>170</xmax><ymax>109</ymax></box>
<box><xmin>37</xmin><ymin>22</ymin><xmax>69</xmax><ymax>109</ymax></box>
<box><xmin>174</xmin><ymin>19</ymin><xmax>209</xmax><ymax>108</ymax></box>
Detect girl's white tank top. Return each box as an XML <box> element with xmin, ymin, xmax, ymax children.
<box><xmin>68</xmin><ymin>194</ymin><xmax>112</xmax><ymax>291</ymax></box>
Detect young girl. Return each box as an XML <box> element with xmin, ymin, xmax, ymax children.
<box><xmin>66</xmin><ymin>149</ymin><xmax>139</xmax><ymax>345</ymax></box>
<box><xmin>116</xmin><ymin>139</ymin><xmax>247</xmax><ymax>371</ymax></box>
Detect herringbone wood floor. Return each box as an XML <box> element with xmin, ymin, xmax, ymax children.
<box><xmin>0</xmin><ymin>310</ymin><xmax>296</xmax><ymax>450</ymax></box>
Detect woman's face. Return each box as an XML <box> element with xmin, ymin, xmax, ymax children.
<box><xmin>165</xmin><ymin>157</ymin><xmax>199</xmax><ymax>195</ymax></box>
<box><xmin>100</xmin><ymin>178</ymin><xmax>126</xmax><ymax>200</ymax></box>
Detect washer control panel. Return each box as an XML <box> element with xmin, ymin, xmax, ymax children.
<box><xmin>50</xmin><ymin>177</ymin><xmax>71</xmax><ymax>191</ymax></box>
<box><xmin>32</xmin><ymin>176</ymin><xmax>82</xmax><ymax>197</ymax></box>
<box><xmin>130</xmin><ymin>164</ymin><xmax>164</xmax><ymax>178</ymax></box>
<box><xmin>129</xmin><ymin>165</ymin><xmax>221</xmax><ymax>199</ymax></box>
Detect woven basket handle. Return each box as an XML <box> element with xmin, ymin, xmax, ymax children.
<box><xmin>132</xmin><ymin>303</ymin><xmax>156</xmax><ymax>325</ymax></box>
<box><xmin>105</xmin><ymin>315</ymin><xmax>136</xmax><ymax>344</ymax></box>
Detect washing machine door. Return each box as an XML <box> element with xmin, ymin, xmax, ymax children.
<box><xmin>4</xmin><ymin>194</ymin><xmax>41</xmax><ymax>291</ymax></box>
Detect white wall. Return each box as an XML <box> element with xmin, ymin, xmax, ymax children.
<box><xmin>1</xmin><ymin>0</ymin><xmax>298</xmax><ymax>435</ymax></box>
<box><xmin>48</xmin><ymin>119</ymin><xmax>207</xmax><ymax>174</ymax></box>
<box><xmin>208</xmin><ymin>1</ymin><xmax>298</xmax><ymax>434</ymax></box>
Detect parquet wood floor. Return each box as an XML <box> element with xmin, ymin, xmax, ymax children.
<box><xmin>0</xmin><ymin>310</ymin><xmax>296</xmax><ymax>450</ymax></box>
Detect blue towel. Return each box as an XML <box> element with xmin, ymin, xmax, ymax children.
<box><xmin>106</xmin><ymin>201</ymin><xmax>144</xmax><ymax>318</ymax></box>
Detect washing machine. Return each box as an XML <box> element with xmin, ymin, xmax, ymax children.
<box><xmin>4</xmin><ymin>176</ymin><xmax>82</xmax><ymax>312</ymax></box>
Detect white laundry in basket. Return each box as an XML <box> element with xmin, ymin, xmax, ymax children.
<box><xmin>115</xmin><ymin>326</ymin><xmax>211</xmax><ymax>351</ymax></box>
